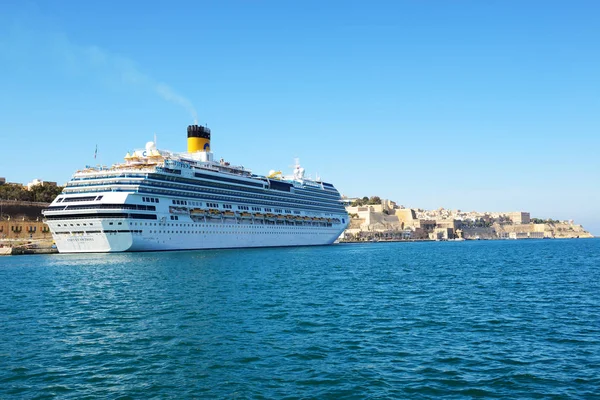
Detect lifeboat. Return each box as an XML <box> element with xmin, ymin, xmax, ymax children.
<box><xmin>254</xmin><ymin>213</ymin><xmax>264</xmax><ymax>218</ymax></box>
<box><xmin>207</xmin><ymin>209</ymin><xmax>221</xmax><ymax>218</ymax></box>
<box><xmin>169</xmin><ymin>206</ymin><xmax>189</xmax><ymax>214</ymax></box>
<box><xmin>223</xmin><ymin>211</ymin><xmax>235</xmax><ymax>217</ymax></box>
<box><xmin>190</xmin><ymin>208</ymin><xmax>205</xmax><ymax>215</ymax></box>
<box><xmin>240</xmin><ymin>212</ymin><xmax>252</xmax><ymax>218</ymax></box>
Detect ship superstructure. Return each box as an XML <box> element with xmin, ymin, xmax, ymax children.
<box><xmin>43</xmin><ymin>125</ymin><xmax>348</xmax><ymax>253</ymax></box>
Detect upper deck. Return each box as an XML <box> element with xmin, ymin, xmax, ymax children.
<box><xmin>71</xmin><ymin>141</ymin><xmax>336</xmax><ymax>194</ymax></box>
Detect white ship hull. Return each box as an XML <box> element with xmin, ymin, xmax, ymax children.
<box><xmin>51</xmin><ymin>217</ymin><xmax>344</xmax><ymax>253</ymax></box>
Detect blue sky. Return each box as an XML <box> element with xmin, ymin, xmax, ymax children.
<box><xmin>1</xmin><ymin>1</ymin><xmax>599</xmax><ymax>234</ymax></box>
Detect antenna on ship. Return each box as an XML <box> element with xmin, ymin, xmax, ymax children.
<box><xmin>291</xmin><ymin>157</ymin><xmax>305</xmax><ymax>180</ymax></box>
<box><xmin>289</xmin><ymin>157</ymin><xmax>300</xmax><ymax>171</ymax></box>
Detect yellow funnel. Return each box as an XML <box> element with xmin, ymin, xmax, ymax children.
<box><xmin>187</xmin><ymin>125</ymin><xmax>211</xmax><ymax>152</ymax></box>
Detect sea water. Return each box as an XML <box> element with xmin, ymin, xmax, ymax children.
<box><xmin>1</xmin><ymin>239</ymin><xmax>599</xmax><ymax>398</ymax></box>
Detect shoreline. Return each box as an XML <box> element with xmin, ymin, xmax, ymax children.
<box><xmin>339</xmin><ymin>236</ymin><xmax>595</xmax><ymax>244</ymax></box>
<box><xmin>0</xmin><ymin>238</ymin><xmax>58</xmax><ymax>255</ymax></box>
<box><xmin>2</xmin><ymin>236</ymin><xmax>595</xmax><ymax>256</ymax></box>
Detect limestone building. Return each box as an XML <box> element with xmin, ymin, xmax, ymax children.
<box><xmin>507</xmin><ymin>212</ymin><xmax>530</xmax><ymax>225</ymax></box>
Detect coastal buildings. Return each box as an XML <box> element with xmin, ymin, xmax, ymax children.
<box><xmin>342</xmin><ymin>201</ymin><xmax>593</xmax><ymax>241</ymax></box>
<box><xmin>0</xmin><ymin>219</ymin><xmax>52</xmax><ymax>240</ymax></box>
<box><xmin>507</xmin><ymin>212</ymin><xmax>531</xmax><ymax>225</ymax></box>
<box><xmin>431</xmin><ymin>227</ymin><xmax>454</xmax><ymax>241</ymax></box>
<box><xmin>0</xmin><ymin>178</ymin><xmax>64</xmax><ymax>244</ymax></box>
<box><xmin>26</xmin><ymin>179</ymin><xmax>57</xmax><ymax>191</ymax></box>
<box><xmin>509</xmin><ymin>231</ymin><xmax>544</xmax><ymax>239</ymax></box>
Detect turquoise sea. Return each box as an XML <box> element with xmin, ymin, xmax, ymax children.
<box><xmin>1</xmin><ymin>239</ymin><xmax>599</xmax><ymax>399</ymax></box>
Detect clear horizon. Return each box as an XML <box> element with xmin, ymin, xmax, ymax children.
<box><xmin>1</xmin><ymin>1</ymin><xmax>598</xmax><ymax>234</ymax></box>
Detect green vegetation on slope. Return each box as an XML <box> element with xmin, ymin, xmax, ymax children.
<box><xmin>0</xmin><ymin>183</ymin><xmax>63</xmax><ymax>203</ymax></box>
<box><xmin>351</xmin><ymin>196</ymin><xmax>382</xmax><ymax>206</ymax></box>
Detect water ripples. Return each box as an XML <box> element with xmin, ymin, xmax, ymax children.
<box><xmin>1</xmin><ymin>240</ymin><xmax>599</xmax><ymax>398</ymax></box>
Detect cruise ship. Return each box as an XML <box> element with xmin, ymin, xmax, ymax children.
<box><xmin>43</xmin><ymin>125</ymin><xmax>349</xmax><ymax>253</ymax></box>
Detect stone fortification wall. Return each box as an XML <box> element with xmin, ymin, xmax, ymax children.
<box><xmin>0</xmin><ymin>201</ymin><xmax>53</xmax><ymax>242</ymax></box>
<box><xmin>494</xmin><ymin>222</ymin><xmax>593</xmax><ymax>239</ymax></box>
<box><xmin>395</xmin><ymin>209</ymin><xmax>417</xmax><ymax>227</ymax></box>
<box><xmin>348</xmin><ymin>218</ymin><xmax>364</xmax><ymax>230</ymax></box>
<box><xmin>461</xmin><ymin>227</ymin><xmax>497</xmax><ymax>240</ymax></box>
<box><xmin>0</xmin><ymin>201</ymin><xmax>48</xmax><ymax>221</ymax></box>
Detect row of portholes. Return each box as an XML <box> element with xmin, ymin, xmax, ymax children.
<box><xmin>57</xmin><ymin>223</ymin><xmax>94</xmax><ymax>227</ymax></box>
<box><xmin>146</xmin><ymin>230</ymin><xmax>327</xmax><ymax>235</ymax></box>
<box><xmin>130</xmin><ymin>222</ymin><xmax>332</xmax><ymax>229</ymax></box>
<box><xmin>56</xmin><ymin>220</ymin><xmax>335</xmax><ymax>230</ymax></box>
<box><xmin>56</xmin><ymin>221</ymin><xmax>334</xmax><ymax>231</ymax></box>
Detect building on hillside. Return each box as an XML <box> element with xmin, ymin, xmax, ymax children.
<box><xmin>346</xmin><ymin>205</ymin><xmax>372</xmax><ymax>219</ymax></box>
<box><xmin>498</xmin><ymin>232</ymin><xmax>510</xmax><ymax>239</ymax></box>
<box><xmin>394</xmin><ymin>209</ymin><xmax>438</xmax><ymax>232</ymax></box>
<box><xmin>509</xmin><ymin>232</ymin><xmax>529</xmax><ymax>239</ymax></box>
<box><xmin>340</xmin><ymin>197</ymin><xmax>355</xmax><ymax>206</ymax></box>
<box><xmin>507</xmin><ymin>212</ymin><xmax>530</xmax><ymax>225</ymax></box>
<box><xmin>381</xmin><ymin>199</ymin><xmax>397</xmax><ymax>212</ymax></box>
<box><xmin>27</xmin><ymin>179</ymin><xmax>57</xmax><ymax>191</ymax></box>
<box><xmin>508</xmin><ymin>231</ymin><xmax>543</xmax><ymax>239</ymax></box>
<box><xmin>414</xmin><ymin>219</ymin><xmax>436</xmax><ymax>231</ymax></box>
<box><xmin>436</xmin><ymin>219</ymin><xmax>461</xmax><ymax>230</ymax></box>
<box><xmin>430</xmin><ymin>227</ymin><xmax>454</xmax><ymax>240</ymax></box>
<box><xmin>0</xmin><ymin>177</ymin><xmax>5</xmax><ymax>185</ymax></box>
<box><xmin>395</xmin><ymin>209</ymin><xmax>417</xmax><ymax>229</ymax></box>
<box><xmin>346</xmin><ymin>204</ymin><xmax>398</xmax><ymax>221</ymax></box>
